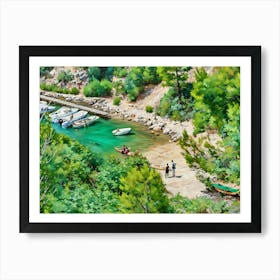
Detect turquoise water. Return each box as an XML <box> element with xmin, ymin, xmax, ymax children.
<box><xmin>52</xmin><ymin>118</ymin><xmax>169</xmax><ymax>155</ymax></box>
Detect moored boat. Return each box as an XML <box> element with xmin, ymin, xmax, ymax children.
<box><xmin>112</xmin><ymin>128</ymin><xmax>132</xmax><ymax>136</ymax></box>
<box><xmin>40</xmin><ymin>102</ymin><xmax>56</xmax><ymax>114</ymax></box>
<box><xmin>212</xmin><ymin>183</ymin><xmax>240</xmax><ymax>196</ymax></box>
<box><xmin>61</xmin><ymin>110</ymin><xmax>88</xmax><ymax>128</ymax></box>
<box><xmin>50</xmin><ymin>107</ymin><xmax>79</xmax><ymax>123</ymax></box>
<box><xmin>72</xmin><ymin>115</ymin><xmax>99</xmax><ymax>128</ymax></box>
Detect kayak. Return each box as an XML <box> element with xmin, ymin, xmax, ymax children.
<box><xmin>114</xmin><ymin>147</ymin><xmax>133</xmax><ymax>156</ymax></box>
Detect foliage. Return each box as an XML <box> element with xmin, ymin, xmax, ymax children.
<box><xmin>123</xmin><ymin>67</ymin><xmax>144</xmax><ymax>101</ymax></box>
<box><xmin>70</xmin><ymin>87</ymin><xmax>79</xmax><ymax>95</ymax></box>
<box><xmin>113</xmin><ymin>67</ymin><xmax>127</xmax><ymax>78</ymax></box>
<box><xmin>40</xmin><ymin>122</ymin><xmax>101</xmax><ymax>213</ymax></box>
<box><xmin>156</xmin><ymin>67</ymin><xmax>195</xmax><ymax>121</ymax></box>
<box><xmin>112</xmin><ymin>80</ymin><xmax>125</xmax><ymax>95</ymax></box>
<box><xmin>104</xmin><ymin>67</ymin><xmax>115</xmax><ymax>81</ymax></box>
<box><xmin>94</xmin><ymin>156</ymin><xmax>148</xmax><ymax>194</ymax></box>
<box><xmin>113</xmin><ymin>97</ymin><xmax>121</xmax><ymax>106</ymax></box>
<box><xmin>142</xmin><ymin>67</ymin><xmax>161</xmax><ymax>84</ymax></box>
<box><xmin>178</xmin><ymin>67</ymin><xmax>240</xmax><ymax>185</ymax></box>
<box><xmin>157</xmin><ymin>67</ymin><xmax>192</xmax><ymax>100</ymax></box>
<box><xmin>179</xmin><ymin>130</ymin><xmax>239</xmax><ymax>184</ymax></box>
<box><xmin>145</xmin><ymin>105</ymin><xmax>153</xmax><ymax>113</ymax></box>
<box><xmin>40</xmin><ymin>67</ymin><xmax>53</xmax><ymax>77</ymax></box>
<box><xmin>123</xmin><ymin>67</ymin><xmax>161</xmax><ymax>101</ymax></box>
<box><xmin>119</xmin><ymin>165</ymin><xmax>170</xmax><ymax>213</ymax></box>
<box><xmin>169</xmin><ymin>194</ymin><xmax>231</xmax><ymax>213</ymax></box>
<box><xmin>57</xmin><ymin>70</ymin><xmax>74</xmax><ymax>83</ymax></box>
<box><xmin>191</xmin><ymin>67</ymin><xmax>240</xmax><ymax>134</ymax></box>
<box><xmin>87</xmin><ymin>67</ymin><xmax>115</xmax><ymax>82</ymax></box>
<box><xmin>40</xmin><ymin>83</ymin><xmax>78</xmax><ymax>95</ymax></box>
<box><xmin>87</xmin><ymin>67</ymin><xmax>102</xmax><ymax>82</ymax></box>
<box><xmin>157</xmin><ymin>88</ymin><xmax>194</xmax><ymax>121</ymax></box>
<box><xmin>83</xmin><ymin>79</ymin><xmax>112</xmax><ymax>97</ymax></box>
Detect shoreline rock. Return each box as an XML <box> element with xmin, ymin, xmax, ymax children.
<box><xmin>40</xmin><ymin>91</ymin><xmax>219</xmax><ymax>145</ymax></box>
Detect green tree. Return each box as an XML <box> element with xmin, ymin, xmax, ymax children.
<box><xmin>157</xmin><ymin>67</ymin><xmax>191</xmax><ymax>101</ymax></box>
<box><xmin>113</xmin><ymin>67</ymin><xmax>127</xmax><ymax>78</ymax></box>
<box><xmin>84</xmin><ymin>79</ymin><xmax>112</xmax><ymax>97</ymax></box>
<box><xmin>100</xmin><ymin>79</ymin><xmax>112</xmax><ymax>95</ymax></box>
<box><xmin>119</xmin><ymin>165</ymin><xmax>170</xmax><ymax>213</ymax></box>
<box><xmin>191</xmin><ymin>67</ymin><xmax>240</xmax><ymax>133</ymax></box>
<box><xmin>142</xmin><ymin>67</ymin><xmax>161</xmax><ymax>84</ymax></box>
<box><xmin>40</xmin><ymin>122</ymin><xmax>100</xmax><ymax>212</ymax></box>
<box><xmin>88</xmin><ymin>67</ymin><xmax>102</xmax><ymax>82</ymax></box>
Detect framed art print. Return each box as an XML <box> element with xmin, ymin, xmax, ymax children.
<box><xmin>19</xmin><ymin>46</ymin><xmax>261</xmax><ymax>233</ymax></box>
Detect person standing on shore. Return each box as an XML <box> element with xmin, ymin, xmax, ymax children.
<box><xmin>165</xmin><ymin>164</ymin><xmax>169</xmax><ymax>178</ymax></box>
<box><xmin>171</xmin><ymin>160</ymin><xmax>176</xmax><ymax>177</ymax></box>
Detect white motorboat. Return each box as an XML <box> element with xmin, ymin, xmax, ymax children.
<box><xmin>50</xmin><ymin>107</ymin><xmax>79</xmax><ymax>123</ymax></box>
<box><xmin>40</xmin><ymin>102</ymin><xmax>56</xmax><ymax>114</ymax></box>
<box><xmin>72</xmin><ymin>115</ymin><xmax>99</xmax><ymax>128</ymax></box>
<box><xmin>61</xmin><ymin>110</ymin><xmax>88</xmax><ymax>128</ymax></box>
<box><xmin>112</xmin><ymin>128</ymin><xmax>132</xmax><ymax>136</ymax></box>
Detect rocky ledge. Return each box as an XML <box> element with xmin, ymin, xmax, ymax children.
<box><xmin>41</xmin><ymin>91</ymin><xmax>194</xmax><ymax>142</ymax></box>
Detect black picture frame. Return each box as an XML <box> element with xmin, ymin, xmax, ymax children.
<box><xmin>20</xmin><ymin>46</ymin><xmax>261</xmax><ymax>233</ymax></box>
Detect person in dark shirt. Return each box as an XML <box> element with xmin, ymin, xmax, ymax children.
<box><xmin>165</xmin><ymin>163</ymin><xmax>169</xmax><ymax>178</ymax></box>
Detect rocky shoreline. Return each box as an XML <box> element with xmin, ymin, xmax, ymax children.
<box><xmin>41</xmin><ymin>91</ymin><xmax>195</xmax><ymax>143</ymax></box>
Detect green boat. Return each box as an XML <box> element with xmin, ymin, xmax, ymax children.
<box><xmin>212</xmin><ymin>183</ymin><xmax>240</xmax><ymax>196</ymax></box>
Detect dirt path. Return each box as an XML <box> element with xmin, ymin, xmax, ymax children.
<box><xmin>143</xmin><ymin>142</ymin><xmax>206</xmax><ymax>199</ymax></box>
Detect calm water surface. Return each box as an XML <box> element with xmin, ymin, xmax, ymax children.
<box><xmin>52</xmin><ymin>118</ymin><xmax>169</xmax><ymax>155</ymax></box>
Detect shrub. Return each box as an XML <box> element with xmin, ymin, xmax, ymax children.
<box><xmin>113</xmin><ymin>97</ymin><xmax>121</xmax><ymax>106</ymax></box>
<box><xmin>113</xmin><ymin>67</ymin><xmax>127</xmax><ymax>78</ymax></box>
<box><xmin>88</xmin><ymin>67</ymin><xmax>102</xmax><ymax>82</ymax></box>
<box><xmin>71</xmin><ymin>87</ymin><xmax>79</xmax><ymax>95</ymax></box>
<box><xmin>40</xmin><ymin>83</ymin><xmax>47</xmax><ymax>90</ymax></box>
<box><xmin>100</xmin><ymin>79</ymin><xmax>112</xmax><ymax>96</ymax></box>
<box><xmin>40</xmin><ymin>83</ymin><xmax>75</xmax><ymax>94</ymax></box>
<box><xmin>171</xmin><ymin>110</ymin><xmax>180</xmax><ymax>121</ymax></box>
<box><xmin>170</xmin><ymin>194</ymin><xmax>230</xmax><ymax>213</ymax></box>
<box><xmin>84</xmin><ymin>79</ymin><xmax>112</xmax><ymax>97</ymax></box>
<box><xmin>57</xmin><ymin>70</ymin><xmax>74</xmax><ymax>82</ymax></box>
<box><xmin>145</xmin><ymin>105</ymin><xmax>153</xmax><ymax>113</ymax></box>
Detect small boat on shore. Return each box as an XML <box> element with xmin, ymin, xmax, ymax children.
<box><xmin>112</xmin><ymin>128</ymin><xmax>132</xmax><ymax>136</ymax></box>
<box><xmin>72</xmin><ymin>115</ymin><xmax>99</xmax><ymax>128</ymax></box>
<box><xmin>61</xmin><ymin>110</ymin><xmax>88</xmax><ymax>128</ymax></box>
<box><xmin>50</xmin><ymin>107</ymin><xmax>78</xmax><ymax>123</ymax></box>
<box><xmin>212</xmin><ymin>183</ymin><xmax>240</xmax><ymax>196</ymax></box>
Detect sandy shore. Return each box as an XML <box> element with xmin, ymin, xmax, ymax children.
<box><xmin>143</xmin><ymin>142</ymin><xmax>206</xmax><ymax>199</ymax></box>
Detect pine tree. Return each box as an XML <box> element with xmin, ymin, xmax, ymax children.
<box><xmin>119</xmin><ymin>165</ymin><xmax>169</xmax><ymax>213</ymax></box>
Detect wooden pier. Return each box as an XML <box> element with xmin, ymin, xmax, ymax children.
<box><xmin>40</xmin><ymin>95</ymin><xmax>110</xmax><ymax>118</ymax></box>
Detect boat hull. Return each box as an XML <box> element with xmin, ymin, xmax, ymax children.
<box><xmin>72</xmin><ymin>116</ymin><xmax>99</xmax><ymax>128</ymax></box>
<box><xmin>212</xmin><ymin>184</ymin><xmax>240</xmax><ymax>196</ymax></box>
<box><xmin>61</xmin><ymin>110</ymin><xmax>88</xmax><ymax>128</ymax></box>
<box><xmin>112</xmin><ymin>128</ymin><xmax>132</xmax><ymax>136</ymax></box>
<box><xmin>50</xmin><ymin>107</ymin><xmax>79</xmax><ymax>123</ymax></box>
